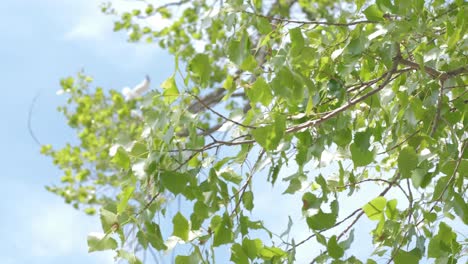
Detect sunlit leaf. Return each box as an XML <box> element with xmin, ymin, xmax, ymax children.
<box><xmin>363</xmin><ymin>196</ymin><xmax>386</xmax><ymax>221</ymax></box>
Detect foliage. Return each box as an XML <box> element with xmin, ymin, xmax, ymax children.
<box><xmin>42</xmin><ymin>0</ymin><xmax>468</xmax><ymax>263</ymax></box>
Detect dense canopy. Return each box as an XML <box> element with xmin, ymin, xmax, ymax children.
<box><xmin>42</xmin><ymin>0</ymin><xmax>467</xmax><ymax>263</ymax></box>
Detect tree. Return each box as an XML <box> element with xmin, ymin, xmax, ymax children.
<box><xmin>42</xmin><ymin>0</ymin><xmax>467</xmax><ymax>263</ymax></box>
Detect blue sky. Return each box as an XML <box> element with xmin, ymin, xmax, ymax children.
<box><xmin>0</xmin><ymin>0</ymin><xmax>171</xmax><ymax>263</ymax></box>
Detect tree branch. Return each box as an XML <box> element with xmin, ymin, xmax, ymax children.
<box><xmin>287</xmin><ymin>54</ymin><xmax>400</xmax><ymax>133</ymax></box>
<box><xmin>188</xmin><ymin>88</ymin><xmax>226</xmax><ymax>113</ymax></box>
<box><xmin>291</xmin><ymin>208</ymin><xmax>362</xmax><ymax>249</ymax></box>
<box><xmin>337</xmin><ymin>178</ymin><xmax>411</xmax><ymax>202</ymax></box>
<box><xmin>242</xmin><ymin>11</ymin><xmax>379</xmax><ymax>26</ymax></box>
<box><xmin>398</xmin><ymin>58</ymin><xmax>441</xmax><ymax>79</ymax></box>
<box><xmin>137</xmin><ymin>192</ymin><xmax>161</xmax><ymax>216</ymax></box>
<box><xmin>190</xmin><ymin>93</ymin><xmax>257</xmax><ymax>129</ymax></box>
<box><xmin>231</xmin><ymin>150</ymin><xmax>265</xmax><ymax>216</ymax></box>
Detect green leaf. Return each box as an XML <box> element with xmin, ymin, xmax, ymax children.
<box><xmin>100</xmin><ymin>208</ymin><xmax>118</xmax><ymax>232</ymax></box>
<box><xmin>252</xmin><ymin>114</ymin><xmax>286</xmax><ymax>151</ymax></box>
<box><xmin>356</xmin><ymin>0</ymin><xmax>365</xmax><ymax>10</ymax></box>
<box><xmin>240</xmin><ymin>54</ymin><xmax>257</xmax><ymax>71</ymax></box>
<box><xmin>295</xmin><ymin>132</ymin><xmax>312</xmax><ymax>166</ymax></box>
<box><xmin>394</xmin><ymin>249</ymin><xmax>421</xmax><ymax>264</ymax></box>
<box><xmin>246</xmin><ymin>77</ymin><xmax>273</xmax><ymax>106</ymax></box>
<box><xmin>175</xmin><ymin>250</ymin><xmax>201</xmax><ymax>264</ymax></box>
<box><xmin>60</xmin><ymin>76</ymin><xmax>74</xmax><ymax>90</ymax></box>
<box><xmin>339</xmin><ymin>229</ymin><xmax>354</xmax><ymax>250</ymax></box>
<box><xmin>84</xmin><ymin>207</ymin><xmax>96</xmax><ymax>215</ymax></box>
<box><xmin>306</xmin><ymin>201</ymin><xmax>338</xmax><ymax>230</ymax></box>
<box><xmin>111</xmin><ymin>147</ymin><xmax>130</xmax><ymax>170</ymax></box>
<box><xmin>242</xmin><ymin>191</ymin><xmax>254</xmax><ymax>211</ymax></box>
<box><xmin>363</xmin><ymin>5</ymin><xmax>384</xmax><ymax>21</ymax></box>
<box><xmin>172</xmin><ymin>212</ymin><xmax>189</xmax><ymax>241</ymax></box>
<box><xmin>191</xmin><ymin>200</ymin><xmax>210</xmax><ymax>230</ymax></box>
<box><xmin>385</xmin><ymin>199</ymin><xmax>398</xmax><ymax>220</ymax></box>
<box><xmin>289</xmin><ymin>27</ymin><xmax>304</xmax><ymax>56</ymax></box>
<box><xmin>350</xmin><ymin>143</ymin><xmax>374</xmax><ymax>167</ymax></box>
<box><xmin>302</xmin><ymin>192</ymin><xmax>321</xmax><ymax>210</ymax></box>
<box><xmin>259</xmin><ymin>246</ymin><xmax>287</xmax><ymax>260</ymax></box>
<box><xmin>213</xmin><ymin>213</ymin><xmax>233</xmax><ymax>247</ymax></box>
<box><xmin>354</xmin><ymin>131</ymin><xmax>372</xmax><ymax>151</ymax></box>
<box><xmin>160</xmin><ymin>171</ymin><xmax>189</xmax><ymax>194</ymax></box>
<box><xmin>242</xmin><ymin>238</ymin><xmax>263</xmax><ymax>260</ymax></box>
<box><xmin>228</xmin><ymin>33</ymin><xmax>251</xmax><ymax>66</ymax></box>
<box><xmin>220</xmin><ymin>169</ymin><xmax>243</xmax><ymax>184</ymax></box>
<box><xmin>117</xmin><ymin>250</ymin><xmax>143</xmax><ymax>264</ymax></box>
<box><xmin>117</xmin><ymin>185</ymin><xmax>135</xmax><ymax>214</ymax></box>
<box><xmin>87</xmin><ymin>233</ymin><xmax>118</xmax><ymax>252</ymax></box>
<box><xmin>161</xmin><ymin>75</ymin><xmax>179</xmax><ymax>103</ymax></box>
<box><xmin>334</xmin><ymin>128</ymin><xmax>352</xmax><ymax>147</ymax></box>
<box><xmin>411</xmin><ymin>168</ymin><xmax>430</xmax><ymax>188</ymax></box>
<box><xmin>145</xmin><ymin>221</ymin><xmax>167</xmax><ymax>250</ymax></box>
<box><xmin>230</xmin><ymin>243</ymin><xmax>249</xmax><ymax>264</ymax></box>
<box><xmin>315</xmin><ymin>232</ymin><xmax>327</xmax><ymax>246</ymax></box>
<box><xmin>346</xmin><ymin>35</ymin><xmax>366</xmax><ymax>56</ymax></box>
<box><xmin>452</xmin><ymin>192</ymin><xmax>468</xmax><ymax>224</ymax></box>
<box><xmin>398</xmin><ymin>147</ymin><xmax>418</xmax><ymax>178</ymax></box>
<box><xmin>136</xmin><ymin>230</ymin><xmax>148</xmax><ymax>249</ymax></box>
<box><xmin>363</xmin><ymin>196</ymin><xmax>386</xmax><ymax>221</ymax></box>
<box><xmin>283</xmin><ymin>178</ymin><xmax>302</xmax><ymax>194</ymax></box>
<box><xmin>239</xmin><ymin>215</ymin><xmax>264</xmax><ymax>237</ymax></box>
<box><xmin>377</xmin><ymin>0</ymin><xmax>396</xmax><ymax>12</ymax></box>
<box><xmin>327</xmin><ymin>235</ymin><xmax>344</xmax><ymax>259</ymax></box>
<box><xmin>428</xmin><ymin>222</ymin><xmax>460</xmax><ymax>258</ymax></box>
<box><xmin>432</xmin><ymin>176</ymin><xmax>449</xmax><ymax>202</ymax></box>
<box><xmin>328</xmin><ymin>79</ymin><xmax>344</xmax><ymax>101</ymax></box>
<box><xmin>256</xmin><ymin>17</ymin><xmax>272</xmax><ymax>35</ymax></box>
<box><xmin>307</xmin><ymin>210</ymin><xmax>337</xmax><ymax>230</ymax></box>
<box><xmin>189</xmin><ymin>54</ymin><xmax>211</xmax><ymax>87</ymax></box>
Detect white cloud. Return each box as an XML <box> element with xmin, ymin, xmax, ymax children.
<box><xmin>60</xmin><ymin>0</ymin><xmax>163</xmax><ymax>70</ymax></box>
<box><xmin>65</xmin><ymin>15</ymin><xmax>109</xmax><ymax>41</ymax></box>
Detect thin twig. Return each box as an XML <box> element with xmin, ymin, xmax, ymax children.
<box><xmin>333</xmin><ymin>172</ymin><xmax>402</xmax><ymax>243</ymax></box>
<box><xmin>291</xmin><ymin>208</ymin><xmax>362</xmax><ymax>249</ymax></box>
<box><xmin>337</xmin><ymin>178</ymin><xmax>410</xmax><ymax>201</ymax></box>
<box><xmin>417</xmin><ymin>139</ymin><xmax>467</xmax><ymax>225</ymax></box>
<box><xmin>449</xmin><ymin>89</ymin><xmax>468</xmax><ymax>102</ymax></box>
<box><xmin>242</xmin><ymin>11</ymin><xmax>379</xmax><ymax>26</ymax></box>
<box><xmin>346</xmin><ymin>68</ymin><xmax>412</xmax><ymax>93</ymax></box>
<box><xmin>443</xmin><ymin>84</ymin><xmax>468</xmax><ymax>90</ymax></box>
<box><xmin>137</xmin><ymin>192</ymin><xmax>161</xmax><ymax>216</ymax></box>
<box><xmin>188</xmin><ymin>88</ymin><xmax>225</xmax><ymax>113</ymax></box>
<box><xmin>190</xmin><ymin>93</ymin><xmax>257</xmax><ymax>129</ymax></box>
<box><xmin>157</xmin><ymin>0</ymin><xmax>190</xmax><ymax>9</ymax></box>
<box><xmin>231</xmin><ymin>150</ymin><xmax>265</xmax><ymax>216</ymax></box>
<box><xmin>337</xmin><ymin>211</ymin><xmax>365</xmax><ymax>241</ymax></box>
<box><xmin>377</xmin><ymin>129</ymin><xmax>421</xmax><ymax>155</ymax></box>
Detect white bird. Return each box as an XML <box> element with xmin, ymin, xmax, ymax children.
<box><xmin>122</xmin><ymin>75</ymin><xmax>151</xmax><ymax>100</ymax></box>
